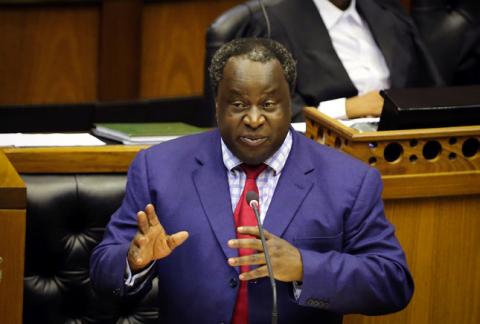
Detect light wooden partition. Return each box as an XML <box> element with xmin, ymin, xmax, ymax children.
<box><xmin>304</xmin><ymin>107</ymin><xmax>480</xmax><ymax>324</ymax></box>
<box><xmin>0</xmin><ymin>145</ymin><xmax>145</xmax><ymax>323</ymax></box>
<box><xmin>0</xmin><ymin>151</ymin><xmax>26</xmax><ymax>324</ymax></box>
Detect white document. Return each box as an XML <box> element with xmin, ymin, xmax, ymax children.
<box><xmin>0</xmin><ymin>133</ymin><xmax>105</xmax><ymax>147</ymax></box>
<box><xmin>291</xmin><ymin>122</ymin><xmax>307</xmax><ymax>133</ymax></box>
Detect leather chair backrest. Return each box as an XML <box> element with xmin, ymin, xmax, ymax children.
<box><xmin>203</xmin><ymin>0</ymin><xmax>283</xmax><ymax>126</ymax></box>
<box><xmin>411</xmin><ymin>0</ymin><xmax>480</xmax><ymax>85</ymax></box>
<box><xmin>22</xmin><ymin>174</ymin><xmax>160</xmax><ymax>324</ymax></box>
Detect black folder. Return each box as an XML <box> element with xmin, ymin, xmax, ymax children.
<box><xmin>378</xmin><ymin>85</ymin><xmax>480</xmax><ymax>131</ymax></box>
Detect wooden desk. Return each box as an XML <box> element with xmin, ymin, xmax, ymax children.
<box><xmin>305</xmin><ymin>108</ymin><xmax>480</xmax><ymax>324</ymax></box>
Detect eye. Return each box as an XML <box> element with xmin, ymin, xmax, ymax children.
<box><xmin>231</xmin><ymin>101</ymin><xmax>249</xmax><ymax>111</ymax></box>
<box><xmin>263</xmin><ymin>100</ymin><xmax>276</xmax><ymax>111</ymax></box>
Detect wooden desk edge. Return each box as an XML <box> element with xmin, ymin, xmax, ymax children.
<box><xmin>3</xmin><ymin>145</ymin><xmax>480</xmax><ymax>199</ymax></box>
<box><xmin>304</xmin><ymin>107</ymin><xmax>480</xmax><ymax>141</ymax></box>
<box><xmin>0</xmin><ymin>151</ymin><xmax>26</xmax><ymax>209</ymax></box>
<box><xmin>3</xmin><ymin>145</ymin><xmax>149</xmax><ymax>173</ymax></box>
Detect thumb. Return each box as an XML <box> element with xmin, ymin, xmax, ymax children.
<box><xmin>167</xmin><ymin>231</ymin><xmax>189</xmax><ymax>250</ymax></box>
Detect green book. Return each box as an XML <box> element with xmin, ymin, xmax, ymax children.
<box><xmin>93</xmin><ymin>122</ymin><xmax>208</xmax><ymax>144</ymax></box>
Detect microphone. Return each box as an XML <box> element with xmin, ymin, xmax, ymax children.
<box><xmin>258</xmin><ymin>0</ymin><xmax>271</xmax><ymax>38</ymax></box>
<box><xmin>246</xmin><ymin>191</ymin><xmax>278</xmax><ymax>324</ymax></box>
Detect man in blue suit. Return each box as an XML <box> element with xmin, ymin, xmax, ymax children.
<box><xmin>90</xmin><ymin>38</ymin><xmax>413</xmax><ymax>323</ymax></box>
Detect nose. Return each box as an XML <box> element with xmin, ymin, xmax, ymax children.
<box><xmin>244</xmin><ymin>106</ymin><xmax>265</xmax><ymax>129</ymax></box>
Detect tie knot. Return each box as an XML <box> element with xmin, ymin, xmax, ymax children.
<box><xmin>240</xmin><ymin>163</ymin><xmax>267</xmax><ymax>180</ymax></box>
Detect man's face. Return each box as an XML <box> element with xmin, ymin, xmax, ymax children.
<box><xmin>216</xmin><ymin>56</ymin><xmax>292</xmax><ymax>165</ymax></box>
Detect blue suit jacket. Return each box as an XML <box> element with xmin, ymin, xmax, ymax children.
<box><xmin>90</xmin><ymin>129</ymin><xmax>413</xmax><ymax>323</ymax></box>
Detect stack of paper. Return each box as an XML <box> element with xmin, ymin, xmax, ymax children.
<box><xmin>0</xmin><ymin>133</ymin><xmax>105</xmax><ymax>147</ymax></box>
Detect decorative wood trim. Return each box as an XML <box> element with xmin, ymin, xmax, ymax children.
<box><xmin>0</xmin><ymin>151</ymin><xmax>26</xmax><ymax>209</ymax></box>
<box><xmin>382</xmin><ymin>171</ymin><xmax>480</xmax><ymax>199</ymax></box>
<box><xmin>304</xmin><ymin>107</ymin><xmax>480</xmax><ymax>176</ymax></box>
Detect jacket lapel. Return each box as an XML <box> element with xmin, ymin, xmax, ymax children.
<box><xmin>357</xmin><ymin>0</ymin><xmax>410</xmax><ymax>87</ymax></box>
<box><xmin>192</xmin><ymin>131</ymin><xmax>238</xmax><ymax>262</ymax></box>
<box><xmin>263</xmin><ymin>132</ymin><xmax>314</xmax><ymax>238</ymax></box>
<box><xmin>275</xmin><ymin>0</ymin><xmax>357</xmax><ymax>99</ymax></box>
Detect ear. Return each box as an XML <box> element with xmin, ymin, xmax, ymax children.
<box><xmin>215</xmin><ymin>100</ymin><xmax>219</xmax><ymax>124</ymax></box>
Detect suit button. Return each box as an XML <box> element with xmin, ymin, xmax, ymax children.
<box><xmin>307</xmin><ymin>298</ymin><xmax>322</xmax><ymax>308</ymax></box>
<box><xmin>112</xmin><ymin>288</ymin><xmax>120</xmax><ymax>296</ymax></box>
<box><xmin>229</xmin><ymin>277</ymin><xmax>238</xmax><ymax>288</ymax></box>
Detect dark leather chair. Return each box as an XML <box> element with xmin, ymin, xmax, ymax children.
<box><xmin>22</xmin><ymin>174</ymin><xmax>159</xmax><ymax>324</ymax></box>
<box><xmin>203</xmin><ymin>0</ymin><xmax>282</xmax><ymax>126</ymax></box>
<box><xmin>411</xmin><ymin>0</ymin><xmax>480</xmax><ymax>85</ymax></box>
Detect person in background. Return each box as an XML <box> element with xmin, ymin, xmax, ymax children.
<box><xmin>246</xmin><ymin>0</ymin><xmax>444</xmax><ymax>122</ymax></box>
<box><xmin>90</xmin><ymin>38</ymin><xmax>413</xmax><ymax>323</ymax></box>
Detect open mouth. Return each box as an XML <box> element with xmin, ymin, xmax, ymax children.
<box><xmin>240</xmin><ymin>136</ymin><xmax>267</xmax><ymax>147</ymax></box>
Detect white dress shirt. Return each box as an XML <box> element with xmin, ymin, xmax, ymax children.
<box><xmin>222</xmin><ymin>131</ymin><xmax>292</xmax><ymax>223</ymax></box>
<box><xmin>313</xmin><ymin>0</ymin><xmax>390</xmax><ymax>119</ymax></box>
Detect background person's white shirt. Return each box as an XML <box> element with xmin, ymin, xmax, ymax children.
<box><xmin>313</xmin><ymin>0</ymin><xmax>390</xmax><ymax>119</ymax></box>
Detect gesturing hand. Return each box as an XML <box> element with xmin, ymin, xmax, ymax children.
<box><xmin>227</xmin><ymin>226</ymin><xmax>303</xmax><ymax>282</ymax></box>
<box><xmin>128</xmin><ymin>204</ymin><xmax>189</xmax><ymax>273</ymax></box>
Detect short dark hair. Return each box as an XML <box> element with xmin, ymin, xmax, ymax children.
<box><xmin>209</xmin><ymin>37</ymin><xmax>297</xmax><ymax>96</ymax></box>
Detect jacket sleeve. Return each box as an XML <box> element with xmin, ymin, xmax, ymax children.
<box><xmin>296</xmin><ymin>168</ymin><xmax>414</xmax><ymax>315</ymax></box>
<box><xmin>90</xmin><ymin>149</ymin><xmax>157</xmax><ymax>298</ymax></box>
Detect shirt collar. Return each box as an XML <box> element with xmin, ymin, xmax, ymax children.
<box><xmin>313</xmin><ymin>0</ymin><xmax>361</xmax><ymax>30</ymax></box>
<box><xmin>221</xmin><ymin>130</ymin><xmax>293</xmax><ymax>176</ymax></box>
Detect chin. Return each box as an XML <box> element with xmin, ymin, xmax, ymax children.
<box><xmin>241</xmin><ymin>154</ymin><xmax>268</xmax><ymax>166</ymax></box>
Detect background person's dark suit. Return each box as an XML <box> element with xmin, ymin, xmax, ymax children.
<box><xmin>246</xmin><ymin>0</ymin><xmax>444</xmax><ymax>121</ymax></box>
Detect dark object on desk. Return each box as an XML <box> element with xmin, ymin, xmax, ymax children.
<box><xmin>378</xmin><ymin>85</ymin><xmax>480</xmax><ymax>131</ymax></box>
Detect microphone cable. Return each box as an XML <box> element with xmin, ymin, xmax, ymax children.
<box><xmin>246</xmin><ymin>191</ymin><xmax>278</xmax><ymax>324</ymax></box>
<box><xmin>258</xmin><ymin>0</ymin><xmax>272</xmax><ymax>38</ymax></box>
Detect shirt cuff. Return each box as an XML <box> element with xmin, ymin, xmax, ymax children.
<box><xmin>293</xmin><ymin>281</ymin><xmax>303</xmax><ymax>301</ymax></box>
<box><xmin>318</xmin><ymin>97</ymin><xmax>347</xmax><ymax>120</ymax></box>
<box><xmin>124</xmin><ymin>259</ymin><xmax>156</xmax><ymax>287</ymax></box>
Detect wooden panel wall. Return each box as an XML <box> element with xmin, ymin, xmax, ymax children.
<box><xmin>0</xmin><ymin>0</ymin><xmax>412</xmax><ymax>105</ymax></box>
<box><xmin>99</xmin><ymin>0</ymin><xmax>142</xmax><ymax>101</ymax></box>
<box><xmin>344</xmin><ymin>195</ymin><xmax>480</xmax><ymax>324</ymax></box>
<box><xmin>140</xmin><ymin>0</ymin><xmax>243</xmax><ymax>99</ymax></box>
<box><xmin>0</xmin><ymin>5</ymin><xmax>99</xmax><ymax>105</ymax></box>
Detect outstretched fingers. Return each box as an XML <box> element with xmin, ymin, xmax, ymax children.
<box><xmin>167</xmin><ymin>231</ymin><xmax>190</xmax><ymax>250</ymax></box>
<box><xmin>237</xmin><ymin>226</ymin><xmax>273</xmax><ymax>240</ymax></box>
<box><xmin>137</xmin><ymin>211</ymin><xmax>149</xmax><ymax>234</ymax></box>
<box><xmin>145</xmin><ymin>204</ymin><xmax>160</xmax><ymax>227</ymax></box>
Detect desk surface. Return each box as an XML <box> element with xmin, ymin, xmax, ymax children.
<box><xmin>2</xmin><ymin>145</ymin><xmax>148</xmax><ymax>173</ymax></box>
